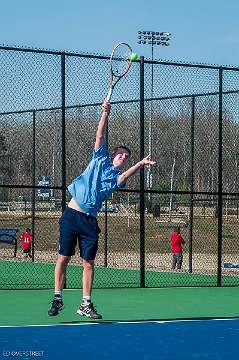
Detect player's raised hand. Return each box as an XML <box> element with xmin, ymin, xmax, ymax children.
<box><xmin>140</xmin><ymin>155</ymin><xmax>156</xmax><ymax>166</ymax></box>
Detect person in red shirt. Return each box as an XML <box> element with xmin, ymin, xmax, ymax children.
<box><xmin>19</xmin><ymin>228</ymin><xmax>32</xmax><ymax>258</ymax></box>
<box><xmin>170</xmin><ymin>226</ymin><xmax>185</xmax><ymax>270</ymax></box>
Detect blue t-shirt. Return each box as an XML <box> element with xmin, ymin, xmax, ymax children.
<box><xmin>67</xmin><ymin>145</ymin><xmax>126</xmax><ymax>217</ymax></box>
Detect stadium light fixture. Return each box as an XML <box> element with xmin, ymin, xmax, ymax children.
<box><xmin>138</xmin><ymin>31</ymin><xmax>171</xmax><ymax>47</ymax></box>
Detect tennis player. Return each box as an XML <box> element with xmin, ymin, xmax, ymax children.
<box><xmin>48</xmin><ymin>99</ymin><xmax>156</xmax><ymax>319</ymax></box>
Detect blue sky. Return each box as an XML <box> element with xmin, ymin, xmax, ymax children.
<box><xmin>0</xmin><ymin>0</ymin><xmax>239</xmax><ymax>66</ymax></box>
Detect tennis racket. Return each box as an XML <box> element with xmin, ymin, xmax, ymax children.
<box><xmin>106</xmin><ymin>42</ymin><xmax>133</xmax><ymax>101</ymax></box>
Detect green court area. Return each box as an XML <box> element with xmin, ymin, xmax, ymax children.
<box><xmin>0</xmin><ymin>287</ymin><xmax>239</xmax><ymax>326</ymax></box>
<box><xmin>1</xmin><ymin>260</ymin><xmax>239</xmax><ymax>289</ymax></box>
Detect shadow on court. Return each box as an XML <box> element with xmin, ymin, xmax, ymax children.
<box><xmin>59</xmin><ymin>315</ymin><xmax>239</xmax><ymax>325</ymax></box>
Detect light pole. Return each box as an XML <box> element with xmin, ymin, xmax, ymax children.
<box><xmin>137</xmin><ymin>30</ymin><xmax>171</xmax><ymax>203</ymax></box>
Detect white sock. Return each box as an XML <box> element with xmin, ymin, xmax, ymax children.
<box><xmin>54</xmin><ymin>291</ymin><xmax>62</xmax><ymax>299</ymax></box>
<box><xmin>83</xmin><ymin>296</ymin><xmax>91</xmax><ymax>304</ymax></box>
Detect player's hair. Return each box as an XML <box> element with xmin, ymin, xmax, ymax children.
<box><xmin>111</xmin><ymin>145</ymin><xmax>131</xmax><ymax>160</ymax></box>
<box><xmin>26</xmin><ymin>228</ymin><xmax>31</xmax><ymax>233</ymax></box>
<box><xmin>174</xmin><ymin>226</ymin><xmax>180</xmax><ymax>233</ymax></box>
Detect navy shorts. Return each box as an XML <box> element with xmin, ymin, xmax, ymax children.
<box><xmin>58</xmin><ymin>207</ymin><xmax>101</xmax><ymax>260</ymax></box>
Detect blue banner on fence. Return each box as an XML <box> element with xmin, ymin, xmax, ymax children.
<box><xmin>224</xmin><ymin>262</ymin><xmax>239</xmax><ymax>269</ymax></box>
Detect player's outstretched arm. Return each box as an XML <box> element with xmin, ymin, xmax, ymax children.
<box><xmin>94</xmin><ymin>100</ymin><xmax>111</xmax><ymax>151</ymax></box>
<box><xmin>118</xmin><ymin>155</ymin><xmax>156</xmax><ymax>185</ymax></box>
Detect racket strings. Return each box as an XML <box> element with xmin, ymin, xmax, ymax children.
<box><xmin>111</xmin><ymin>45</ymin><xmax>132</xmax><ymax>77</ymax></box>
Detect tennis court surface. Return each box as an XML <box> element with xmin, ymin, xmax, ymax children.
<box><xmin>1</xmin><ymin>287</ymin><xmax>239</xmax><ymax>359</ymax></box>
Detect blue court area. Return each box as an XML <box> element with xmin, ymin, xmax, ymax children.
<box><xmin>1</xmin><ymin>319</ymin><xmax>239</xmax><ymax>360</ymax></box>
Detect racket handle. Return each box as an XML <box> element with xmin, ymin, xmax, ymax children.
<box><xmin>106</xmin><ymin>88</ymin><xmax>112</xmax><ymax>101</ymax></box>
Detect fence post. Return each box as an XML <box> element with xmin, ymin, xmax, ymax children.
<box><xmin>61</xmin><ymin>53</ymin><xmax>66</xmax><ymax>213</ymax></box>
<box><xmin>104</xmin><ymin>199</ymin><xmax>108</xmax><ymax>267</ymax></box>
<box><xmin>61</xmin><ymin>53</ymin><xmax>66</xmax><ymax>288</ymax></box>
<box><xmin>139</xmin><ymin>56</ymin><xmax>145</xmax><ymax>288</ymax></box>
<box><xmin>104</xmin><ymin>110</ymin><xmax>109</xmax><ymax>268</ymax></box>
<box><xmin>217</xmin><ymin>67</ymin><xmax>223</xmax><ymax>287</ymax></box>
<box><xmin>31</xmin><ymin>110</ymin><xmax>36</xmax><ymax>262</ymax></box>
<box><xmin>189</xmin><ymin>96</ymin><xmax>195</xmax><ymax>273</ymax></box>
<box><xmin>61</xmin><ymin>52</ymin><xmax>66</xmax><ymax>211</ymax></box>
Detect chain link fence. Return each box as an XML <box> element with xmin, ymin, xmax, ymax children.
<box><xmin>0</xmin><ymin>45</ymin><xmax>239</xmax><ymax>289</ymax></box>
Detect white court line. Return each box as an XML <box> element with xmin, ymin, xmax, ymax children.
<box><xmin>0</xmin><ymin>318</ymin><xmax>239</xmax><ymax>328</ymax></box>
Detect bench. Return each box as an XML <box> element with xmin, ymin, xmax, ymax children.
<box><xmin>0</xmin><ymin>228</ymin><xmax>18</xmax><ymax>257</ymax></box>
